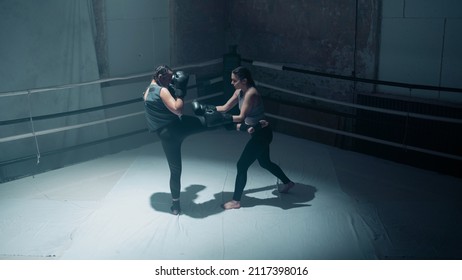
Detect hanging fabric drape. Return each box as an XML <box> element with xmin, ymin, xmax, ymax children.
<box><xmin>0</xmin><ymin>0</ymin><xmax>108</xmax><ymax>177</ymax></box>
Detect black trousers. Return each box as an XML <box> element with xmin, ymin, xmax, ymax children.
<box><xmin>233</xmin><ymin>126</ymin><xmax>291</xmax><ymax>201</ymax></box>
<box><xmin>157</xmin><ymin>115</ymin><xmax>208</xmax><ymax>200</ymax></box>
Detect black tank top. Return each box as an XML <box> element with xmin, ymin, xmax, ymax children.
<box><xmin>143</xmin><ymin>84</ymin><xmax>178</xmax><ymax>132</ymax></box>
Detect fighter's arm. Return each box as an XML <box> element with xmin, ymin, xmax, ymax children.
<box><xmin>216</xmin><ymin>90</ymin><xmax>239</xmax><ymax>113</ymax></box>
<box><xmin>191</xmin><ymin>89</ymin><xmax>259</xmax><ymax>128</ymax></box>
<box><xmin>160</xmin><ymin>87</ymin><xmax>183</xmax><ymax>116</ymax></box>
<box><xmin>232</xmin><ymin>88</ymin><xmax>257</xmax><ymax>123</ymax></box>
<box><xmin>143</xmin><ymin>83</ymin><xmax>153</xmax><ymax>101</ymax></box>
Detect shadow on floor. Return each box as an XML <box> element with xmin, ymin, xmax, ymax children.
<box><xmin>150</xmin><ymin>183</ymin><xmax>317</xmax><ymax>218</ymax></box>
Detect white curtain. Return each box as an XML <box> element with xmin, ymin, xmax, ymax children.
<box><xmin>0</xmin><ymin>0</ymin><xmax>108</xmax><ymax>181</ymax></box>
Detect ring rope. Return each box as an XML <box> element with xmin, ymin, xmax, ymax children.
<box><xmin>27</xmin><ymin>91</ymin><xmax>41</xmax><ymax>164</ymax></box>
<box><xmin>1</xmin><ymin>57</ymin><xmax>460</xmax><ymax>166</ymax></box>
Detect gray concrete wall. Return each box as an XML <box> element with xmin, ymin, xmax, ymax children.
<box><xmin>170</xmin><ymin>0</ymin><xmax>226</xmax><ymax>66</ymax></box>
<box><xmin>97</xmin><ymin>0</ymin><xmax>172</xmax><ymax>155</ymax></box>
<box><xmin>378</xmin><ymin>0</ymin><xmax>462</xmax><ymax>102</ymax></box>
<box><xmin>105</xmin><ymin>0</ymin><xmax>170</xmax><ymax>77</ymax></box>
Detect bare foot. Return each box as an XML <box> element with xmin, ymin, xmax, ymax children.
<box><xmin>222</xmin><ymin>200</ymin><xmax>241</xmax><ymax>210</ymax></box>
<box><xmin>279</xmin><ymin>181</ymin><xmax>295</xmax><ymax>193</ymax></box>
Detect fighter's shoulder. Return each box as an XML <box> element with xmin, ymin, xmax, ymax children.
<box><xmin>159</xmin><ymin>86</ymin><xmax>170</xmax><ymax>97</ymax></box>
<box><xmin>246</xmin><ymin>87</ymin><xmax>259</xmax><ymax>98</ymax></box>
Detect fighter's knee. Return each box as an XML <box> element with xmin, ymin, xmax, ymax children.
<box><xmin>258</xmin><ymin>160</ymin><xmax>273</xmax><ymax>170</ymax></box>
<box><xmin>236</xmin><ymin>161</ymin><xmax>250</xmax><ymax>172</ymax></box>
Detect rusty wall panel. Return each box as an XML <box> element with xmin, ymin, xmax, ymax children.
<box><xmin>171</xmin><ymin>0</ymin><xmax>380</xmax><ymax>146</ymax></box>
<box><xmin>226</xmin><ymin>0</ymin><xmax>378</xmax><ymax>75</ymax></box>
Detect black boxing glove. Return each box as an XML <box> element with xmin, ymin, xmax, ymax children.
<box><xmin>174</xmin><ymin>87</ymin><xmax>187</xmax><ymax>99</ymax></box>
<box><xmin>172</xmin><ymin>71</ymin><xmax>189</xmax><ymax>94</ymax></box>
<box><xmin>167</xmin><ymin>83</ymin><xmax>187</xmax><ymax>100</ymax></box>
<box><xmin>203</xmin><ymin>110</ymin><xmax>233</xmax><ymax>128</ymax></box>
<box><xmin>192</xmin><ymin>101</ymin><xmax>216</xmax><ymax>116</ymax></box>
<box><xmin>167</xmin><ymin>84</ymin><xmax>176</xmax><ymax>96</ymax></box>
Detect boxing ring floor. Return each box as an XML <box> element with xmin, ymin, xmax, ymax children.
<box><xmin>0</xmin><ymin>129</ymin><xmax>461</xmax><ymax>260</ymax></box>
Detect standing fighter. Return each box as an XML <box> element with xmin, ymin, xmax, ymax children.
<box><xmin>192</xmin><ymin>66</ymin><xmax>295</xmax><ymax>210</ymax></box>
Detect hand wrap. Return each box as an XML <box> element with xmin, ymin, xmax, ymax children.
<box><xmin>238</xmin><ymin>122</ymin><xmax>263</xmax><ymax>132</ymax></box>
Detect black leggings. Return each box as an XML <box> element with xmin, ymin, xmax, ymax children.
<box><xmin>233</xmin><ymin>126</ymin><xmax>291</xmax><ymax>201</ymax></box>
<box><xmin>157</xmin><ymin>115</ymin><xmax>208</xmax><ymax>200</ymax></box>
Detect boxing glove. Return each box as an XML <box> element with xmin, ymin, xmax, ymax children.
<box><xmin>192</xmin><ymin>101</ymin><xmax>216</xmax><ymax>116</ymax></box>
<box><xmin>173</xmin><ymin>71</ymin><xmax>189</xmax><ymax>91</ymax></box>
<box><xmin>166</xmin><ymin>83</ymin><xmax>187</xmax><ymax>99</ymax></box>
<box><xmin>204</xmin><ymin>110</ymin><xmax>233</xmax><ymax>128</ymax></box>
